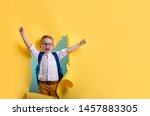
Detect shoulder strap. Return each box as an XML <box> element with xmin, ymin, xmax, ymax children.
<box><xmin>38</xmin><ymin>52</ymin><xmax>44</xmax><ymax>65</ymax></box>
<box><xmin>52</xmin><ymin>52</ymin><xmax>63</xmax><ymax>80</ymax></box>
<box><xmin>36</xmin><ymin>52</ymin><xmax>44</xmax><ymax>84</ymax></box>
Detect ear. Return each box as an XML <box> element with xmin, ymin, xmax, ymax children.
<box><xmin>51</xmin><ymin>44</ymin><xmax>54</xmax><ymax>48</ymax></box>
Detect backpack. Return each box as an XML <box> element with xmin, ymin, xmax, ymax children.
<box><xmin>36</xmin><ymin>52</ymin><xmax>63</xmax><ymax>84</ymax></box>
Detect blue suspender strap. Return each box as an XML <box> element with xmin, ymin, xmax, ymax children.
<box><xmin>36</xmin><ymin>52</ymin><xmax>44</xmax><ymax>84</ymax></box>
<box><xmin>52</xmin><ymin>52</ymin><xmax>63</xmax><ymax>81</ymax></box>
<box><xmin>38</xmin><ymin>52</ymin><xmax>44</xmax><ymax>65</ymax></box>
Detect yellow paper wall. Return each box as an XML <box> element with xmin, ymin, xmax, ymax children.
<box><xmin>1</xmin><ymin>0</ymin><xmax>150</xmax><ymax>98</ymax></box>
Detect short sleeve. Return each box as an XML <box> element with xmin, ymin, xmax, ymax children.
<box><xmin>29</xmin><ymin>45</ymin><xmax>39</xmax><ymax>59</ymax></box>
<box><xmin>56</xmin><ymin>48</ymin><xmax>68</xmax><ymax>60</ymax></box>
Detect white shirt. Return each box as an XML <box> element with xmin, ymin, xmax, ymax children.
<box><xmin>29</xmin><ymin>45</ymin><xmax>68</xmax><ymax>81</ymax></box>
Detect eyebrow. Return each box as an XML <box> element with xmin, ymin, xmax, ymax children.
<box><xmin>42</xmin><ymin>42</ymin><xmax>53</xmax><ymax>45</ymax></box>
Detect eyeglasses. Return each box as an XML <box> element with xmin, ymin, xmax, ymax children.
<box><xmin>42</xmin><ymin>42</ymin><xmax>53</xmax><ymax>46</ymax></box>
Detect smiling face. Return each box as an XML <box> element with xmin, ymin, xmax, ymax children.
<box><xmin>40</xmin><ymin>36</ymin><xmax>54</xmax><ymax>54</ymax></box>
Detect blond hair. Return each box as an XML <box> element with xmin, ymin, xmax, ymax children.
<box><xmin>40</xmin><ymin>35</ymin><xmax>54</xmax><ymax>43</ymax></box>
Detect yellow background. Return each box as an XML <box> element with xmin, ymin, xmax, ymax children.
<box><xmin>0</xmin><ymin>0</ymin><xmax>150</xmax><ymax>98</ymax></box>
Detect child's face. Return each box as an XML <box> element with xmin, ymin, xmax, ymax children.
<box><xmin>40</xmin><ymin>38</ymin><xmax>54</xmax><ymax>54</ymax></box>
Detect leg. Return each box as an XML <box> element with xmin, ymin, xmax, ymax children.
<box><xmin>39</xmin><ymin>82</ymin><xmax>49</xmax><ymax>96</ymax></box>
<box><xmin>49</xmin><ymin>83</ymin><xmax>59</xmax><ymax>98</ymax></box>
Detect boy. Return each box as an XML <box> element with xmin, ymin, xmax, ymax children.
<box><xmin>19</xmin><ymin>27</ymin><xmax>86</xmax><ymax>98</ymax></box>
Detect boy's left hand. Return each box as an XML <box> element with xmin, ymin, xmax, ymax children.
<box><xmin>80</xmin><ymin>39</ymin><xmax>86</xmax><ymax>45</ymax></box>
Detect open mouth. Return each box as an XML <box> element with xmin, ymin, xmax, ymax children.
<box><xmin>44</xmin><ymin>48</ymin><xmax>50</xmax><ymax>52</ymax></box>
<box><xmin>45</xmin><ymin>48</ymin><xmax>50</xmax><ymax>50</ymax></box>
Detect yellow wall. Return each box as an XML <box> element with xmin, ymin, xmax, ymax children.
<box><xmin>1</xmin><ymin>0</ymin><xmax>150</xmax><ymax>98</ymax></box>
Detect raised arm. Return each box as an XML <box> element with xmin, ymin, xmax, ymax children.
<box><xmin>19</xmin><ymin>27</ymin><xmax>32</xmax><ymax>49</ymax></box>
<box><xmin>67</xmin><ymin>39</ymin><xmax>86</xmax><ymax>53</ymax></box>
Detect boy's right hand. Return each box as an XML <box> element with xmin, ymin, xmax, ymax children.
<box><xmin>80</xmin><ymin>39</ymin><xmax>86</xmax><ymax>46</ymax></box>
<box><xmin>19</xmin><ymin>27</ymin><xmax>24</xmax><ymax>33</ymax></box>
